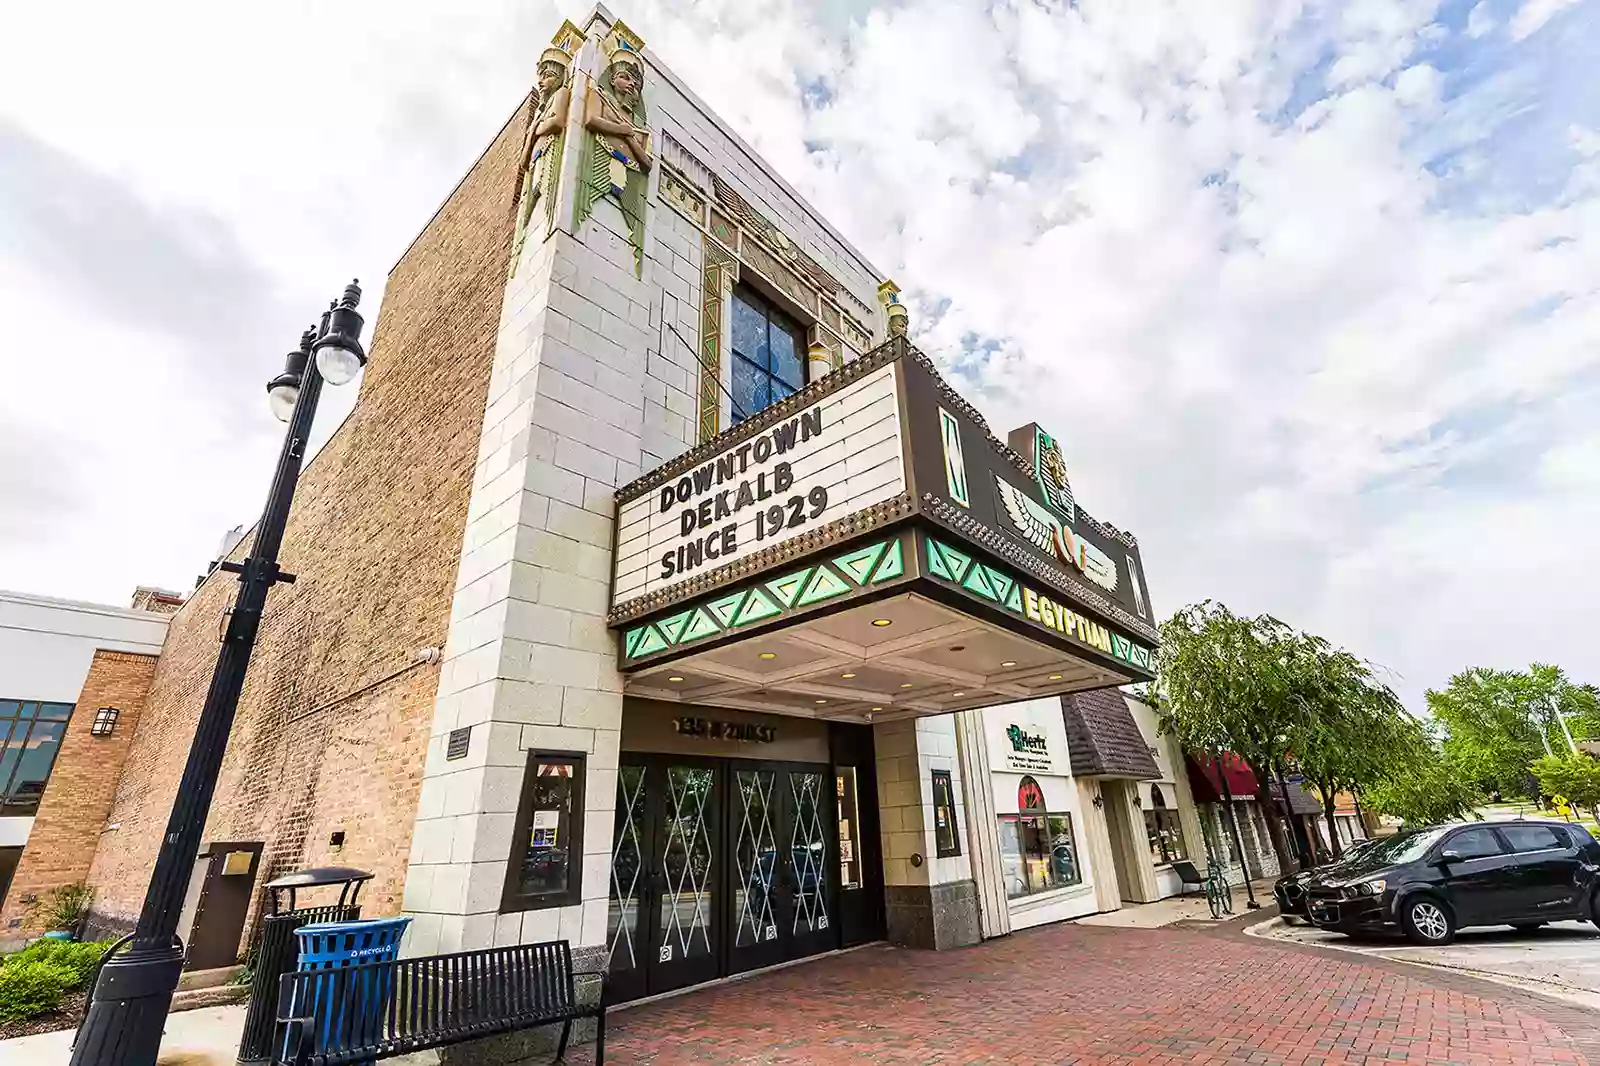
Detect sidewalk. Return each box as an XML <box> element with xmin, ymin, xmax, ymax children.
<box><xmin>1074</xmin><ymin>878</ymin><xmax>1277</xmax><ymax>928</ymax></box>
<box><xmin>9</xmin><ymin>913</ymin><xmax>1597</xmax><ymax>1065</ymax></box>
<box><xmin>2</xmin><ymin>1004</ymin><xmax>247</xmax><ymax>1065</ymax></box>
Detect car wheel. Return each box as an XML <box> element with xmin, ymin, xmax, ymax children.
<box><xmin>1402</xmin><ymin>896</ymin><xmax>1456</xmax><ymax>945</ymax></box>
<box><xmin>1511</xmin><ymin>922</ymin><xmax>1545</xmax><ymax>934</ymax></box>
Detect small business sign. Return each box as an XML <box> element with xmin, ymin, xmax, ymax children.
<box><xmin>1003</xmin><ymin>724</ymin><xmax>1053</xmax><ymax>773</ymax></box>
<box><xmin>612</xmin><ymin>364</ymin><xmax>905</xmax><ymax>610</ymax></box>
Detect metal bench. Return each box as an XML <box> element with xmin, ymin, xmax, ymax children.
<box><xmin>274</xmin><ymin>940</ymin><xmax>605</xmax><ymax>1065</ymax></box>
<box><xmin>1170</xmin><ymin>860</ymin><xmax>1205</xmax><ymax>896</ymax></box>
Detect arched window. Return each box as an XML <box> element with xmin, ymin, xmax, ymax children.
<box><xmin>1144</xmin><ymin>783</ymin><xmax>1188</xmax><ymax>866</ymax></box>
<box><xmin>999</xmin><ymin>775</ymin><xmax>1080</xmax><ymax>900</ymax></box>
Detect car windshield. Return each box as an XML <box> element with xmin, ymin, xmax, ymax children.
<box><xmin>1356</xmin><ymin>826</ymin><xmax>1450</xmax><ymax>865</ymax></box>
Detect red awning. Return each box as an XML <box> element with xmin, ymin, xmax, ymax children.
<box><xmin>1184</xmin><ymin>752</ymin><xmax>1260</xmax><ymax>803</ymax></box>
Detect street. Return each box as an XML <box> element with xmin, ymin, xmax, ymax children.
<box><xmin>1262</xmin><ymin>915</ymin><xmax>1600</xmax><ymax>1010</ymax></box>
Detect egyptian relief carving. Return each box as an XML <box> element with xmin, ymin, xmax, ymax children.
<box><xmin>576</xmin><ymin>21</ymin><xmax>651</xmax><ymax>276</ymax></box>
<box><xmin>509</xmin><ymin>21</ymin><xmax>583</xmax><ymax>276</ymax></box>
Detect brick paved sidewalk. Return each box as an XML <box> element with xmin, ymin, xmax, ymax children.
<box><xmin>589</xmin><ymin>922</ymin><xmax>1591</xmax><ymax>1065</ymax></box>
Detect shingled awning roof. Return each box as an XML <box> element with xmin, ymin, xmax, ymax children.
<box><xmin>1272</xmin><ymin>778</ymin><xmax>1324</xmax><ymax>817</ymax></box>
<box><xmin>1060</xmin><ymin>689</ymin><xmax>1161</xmax><ymax>779</ymax></box>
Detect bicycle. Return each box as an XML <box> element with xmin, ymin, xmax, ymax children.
<box><xmin>1204</xmin><ymin>861</ymin><xmax>1234</xmax><ymax>918</ymax></box>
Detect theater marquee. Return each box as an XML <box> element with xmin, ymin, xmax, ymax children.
<box><xmin>612</xmin><ymin>364</ymin><xmax>904</xmax><ymax>608</ymax></box>
<box><xmin>607</xmin><ymin>337</ymin><xmax>1158</xmax><ymax>716</ymax></box>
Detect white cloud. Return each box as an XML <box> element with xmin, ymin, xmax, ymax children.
<box><xmin>1466</xmin><ymin>2</ymin><xmax>1497</xmax><ymax>37</ymax></box>
<box><xmin>1509</xmin><ymin>0</ymin><xmax>1580</xmax><ymax>40</ymax></box>
<box><xmin>1</xmin><ymin>0</ymin><xmax>1596</xmax><ymax>713</ymax></box>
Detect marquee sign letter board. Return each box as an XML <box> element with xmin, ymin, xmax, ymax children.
<box><xmin>612</xmin><ymin>363</ymin><xmax>905</xmax><ymax>610</ymax></box>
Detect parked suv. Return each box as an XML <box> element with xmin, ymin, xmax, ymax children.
<box><xmin>1304</xmin><ymin>820</ymin><xmax>1600</xmax><ymax>944</ymax></box>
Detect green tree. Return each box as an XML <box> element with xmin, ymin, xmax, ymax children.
<box><xmin>1289</xmin><ymin>639</ymin><xmax>1426</xmax><ymax>858</ymax></box>
<box><xmin>1530</xmin><ymin>754</ymin><xmax>1600</xmax><ymax>822</ymax></box>
<box><xmin>1157</xmin><ymin>602</ymin><xmax>1310</xmax><ymax>873</ymax></box>
<box><xmin>1428</xmin><ymin>664</ymin><xmax>1598</xmax><ymax>799</ymax></box>
<box><xmin>1364</xmin><ymin>749</ymin><xmax>1484</xmax><ymax>827</ymax></box>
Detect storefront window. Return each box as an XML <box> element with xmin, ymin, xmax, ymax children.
<box><xmin>1144</xmin><ymin>809</ymin><xmax>1187</xmax><ymax>865</ymax></box>
<box><xmin>0</xmin><ymin>701</ymin><xmax>73</xmax><ymax>816</ymax></box>
<box><xmin>998</xmin><ymin>776</ymin><xmax>1081</xmax><ymax>899</ymax></box>
<box><xmin>931</xmin><ymin>769</ymin><xmax>960</xmax><ymax>858</ymax></box>
<box><xmin>502</xmin><ymin>750</ymin><xmax>586</xmax><ymax>911</ymax></box>
<box><xmin>837</xmin><ymin>767</ymin><xmax>862</xmax><ymax>890</ymax></box>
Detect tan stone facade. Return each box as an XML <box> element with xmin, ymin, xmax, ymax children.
<box><xmin>1</xmin><ymin>651</ymin><xmax>158</xmax><ymax>933</ymax></box>
<box><xmin>65</xmin><ymin>98</ymin><xmax>535</xmax><ymax>945</ymax></box>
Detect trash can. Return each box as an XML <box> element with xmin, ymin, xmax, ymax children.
<box><xmin>284</xmin><ymin>916</ymin><xmax>411</xmax><ymax>1060</ymax></box>
<box><xmin>238</xmin><ymin>867</ymin><xmax>371</xmax><ymax>1065</ymax></box>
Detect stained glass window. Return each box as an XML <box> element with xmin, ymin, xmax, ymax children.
<box><xmin>729</xmin><ymin>286</ymin><xmax>805</xmax><ymax>424</ymax></box>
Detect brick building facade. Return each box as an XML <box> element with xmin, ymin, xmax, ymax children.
<box><xmin>32</xmin><ymin>5</ymin><xmax>1176</xmax><ymax>1001</ymax></box>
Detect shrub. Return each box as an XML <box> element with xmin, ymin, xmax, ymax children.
<box><xmin>0</xmin><ymin>959</ymin><xmax>74</xmax><ymax>1025</ymax></box>
<box><xmin>3</xmin><ymin>938</ymin><xmax>112</xmax><ymax>988</ymax></box>
<box><xmin>32</xmin><ymin>883</ymin><xmax>93</xmax><ymax>936</ymax></box>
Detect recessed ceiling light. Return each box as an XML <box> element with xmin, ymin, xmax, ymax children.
<box><xmin>952</xmin><ymin>692</ymin><xmax>965</xmax><ymax>698</ymax></box>
<box><xmin>758</xmin><ymin>652</ymin><xmax>777</xmax><ymax>660</ymax></box>
<box><xmin>870</xmin><ymin>618</ymin><xmax>893</xmax><ymax>627</ymax></box>
<box><xmin>814</xmin><ymin>699</ymin><xmax>828</xmax><ymax>704</ymax></box>
<box><xmin>668</xmin><ymin>676</ymin><xmax>684</xmax><ymax>682</ymax></box>
<box><xmin>1001</xmin><ymin>660</ymin><xmax>1017</xmax><ymax>668</ymax></box>
<box><xmin>1048</xmin><ymin>674</ymin><xmax>1063</xmax><ymax>680</ymax></box>
<box><xmin>871</xmin><ymin>706</ymin><xmax>883</xmax><ymax>712</ymax></box>
<box><xmin>841</xmin><ymin>672</ymin><xmax>857</xmax><ymax>679</ymax></box>
<box><xmin>900</xmin><ymin>683</ymin><xmax>914</xmax><ymax>689</ymax></box>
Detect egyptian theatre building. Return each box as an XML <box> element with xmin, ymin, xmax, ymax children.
<box><xmin>29</xmin><ymin>6</ymin><xmax>1162</xmax><ymax>1001</ymax></box>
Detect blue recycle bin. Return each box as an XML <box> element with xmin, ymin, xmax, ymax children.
<box><xmin>284</xmin><ymin>916</ymin><xmax>411</xmax><ymax>1060</ymax></box>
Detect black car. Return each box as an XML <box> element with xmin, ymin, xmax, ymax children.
<box><xmin>1274</xmin><ymin>838</ymin><xmax>1380</xmax><ymax>922</ymax></box>
<box><xmin>1303</xmin><ymin>820</ymin><xmax>1600</xmax><ymax>945</ymax></box>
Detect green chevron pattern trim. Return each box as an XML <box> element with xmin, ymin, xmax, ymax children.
<box><xmin>733</xmin><ymin>586</ymin><xmax>783</xmax><ymax>626</ymax></box>
<box><xmin>871</xmin><ymin>540</ymin><xmax>904</xmax><ymax>583</ymax></box>
<box><xmin>927</xmin><ymin>540</ymin><xmax>972</xmax><ymax>584</ymax></box>
<box><xmin>623</xmin><ymin>537</ymin><xmax>915</xmax><ymax>664</ymax></box>
<box><xmin>659</xmin><ymin>609</ymin><xmax>697</xmax><ymax>645</ymax></box>
<box><xmin>833</xmin><ymin>542</ymin><xmax>887</xmax><ymax>585</ymax></box>
<box><xmin>625</xmin><ymin>623</ymin><xmax>669</xmax><ymax>659</ymax></box>
<box><xmin>797</xmin><ymin>566</ymin><xmax>852</xmax><ymax>607</ymax></box>
<box><xmin>768</xmin><ymin>569</ymin><xmax>813</xmax><ymax>609</ymax></box>
<box><xmin>961</xmin><ymin>562</ymin><xmax>1000</xmax><ymax>601</ymax></box>
<box><xmin>708</xmin><ymin>590</ymin><xmax>747</xmax><ymax>629</ymax></box>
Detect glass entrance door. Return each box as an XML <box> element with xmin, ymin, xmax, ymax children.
<box><xmin>607</xmin><ymin>754</ymin><xmax>839</xmax><ymax>1001</ymax></box>
<box><xmin>726</xmin><ymin>762</ymin><xmax>837</xmax><ymax>976</ymax></box>
<box><xmin>606</xmin><ymin>757</ymin><xmax>722</xmax><ymax>999</ymax></box>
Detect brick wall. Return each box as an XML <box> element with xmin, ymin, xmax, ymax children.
<box><xmin>0</xmin><ymin>650</ymin><xmax>158</xmax><ymax>934</ymax></box>
<box><xmin>79</xmin><ymin>97</ymin><xmax>533</xmax><ymax>952</ymax></box>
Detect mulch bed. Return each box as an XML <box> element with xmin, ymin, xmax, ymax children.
<box><xmin>0</xmin><ymin>987</ymin><xmax>85</xmax><ymax>1040</ymax></box>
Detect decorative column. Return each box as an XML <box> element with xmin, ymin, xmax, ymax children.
<box><xmin>953</xmin><ymin>708</ymin><xmax>1009</xmax><ymax>939</ymax></box>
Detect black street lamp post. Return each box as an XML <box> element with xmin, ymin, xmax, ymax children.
<box><xmin>71</xmin><ymin>283</ymin><xmax>368</xmax><ymax>1066</ymax></box>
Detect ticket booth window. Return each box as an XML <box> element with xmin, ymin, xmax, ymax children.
<box><xmin>502</xmin><ymin>750</ymin><xmax>586</xmax><ymax>911</ymax></box>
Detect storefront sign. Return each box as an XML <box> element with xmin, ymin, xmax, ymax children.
<box><xmin>924</xmin><ymin>535</ymin><xmax>1155</xmax><ymax>674</ymax></box>
<box><xmin>671</xmin><ymin>716</ymin><xmax>776</xmax><ymax>743</ymax></box>
<box><xmin>612</xmin><ymin>364</ymin><xmax>905</xmax><ymax>609</ymax></box>
<box><xmin>1003</xmin><ymin>724</ymin><xmax>1053</xmax><ymax>772</ymax></box>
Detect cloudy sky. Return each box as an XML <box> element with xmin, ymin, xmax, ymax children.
<box><xmin>2</xmin><ymin>0</ymin><xmax>1594</xmax><ymax>711</ymax></box>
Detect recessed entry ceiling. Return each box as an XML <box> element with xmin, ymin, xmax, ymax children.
<box><xmin>625</xmin><ymin>592</ymin><xmax>1128</xmax><ymax>723</ymax></box>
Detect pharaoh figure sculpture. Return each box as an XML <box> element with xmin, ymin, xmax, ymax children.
<box><xmin>509</xmin><ymin>24</ymin><xmax>582</xmax><ymax>275</ymax></box>
<box><xmin>580</xmin><ymin>22</ymin><xmax>651</xmax><ymax>275</ymax></box>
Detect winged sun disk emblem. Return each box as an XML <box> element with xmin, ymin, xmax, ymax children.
<box><xmin>996</xmin><ymin>477</ymin><xmax>1119</xmax><ymax>592</ymax></box>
